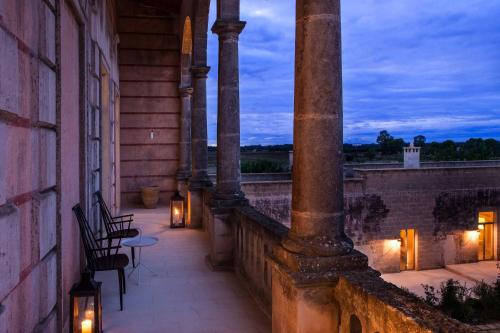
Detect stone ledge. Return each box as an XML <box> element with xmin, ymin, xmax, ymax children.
<box><xmin>234</xmin><ymin>205</ymin><xmax>289</xmax><ymax>238</ymax></box>
<box><xmin>338</xmin><ymin>272</ymin><xmax>473</xmax><ymax>332</ymax></box>
<box><xmin>268</xmin><ymin>247</ymin><xmax>372</xmax><ymax>287</ymax></box>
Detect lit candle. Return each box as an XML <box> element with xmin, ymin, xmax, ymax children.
<box><xmin>85</xmin><ymin>309</ymin><xmax>94</xmax><ymax>320</ymax></box>
<box><xmin>81</xmin><ymin>319</ymin><xmax>92</xmax><ymax>333</ymax></box>
<box><xmin>174</xmin><ymin>208</ymin><xmax>179</xmax><ymax>216</ymax></box>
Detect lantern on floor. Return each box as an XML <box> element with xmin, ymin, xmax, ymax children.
<box><xmin>69</xmin><ymin>272</ymin><xmax>102</xmax><ymax>333</ymax></box>
<box><xmin>170</xmin><ymin>191</ymin><xmax>185</xmax><ymax>228</ymax></box>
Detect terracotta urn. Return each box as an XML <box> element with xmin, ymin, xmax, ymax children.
<box><xmin>141</xmin><ymin>186</ymin><xmax>160</xmax><ymax>209</ymax></box>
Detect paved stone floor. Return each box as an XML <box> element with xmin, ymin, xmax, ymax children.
<box><xmin>382</xmin><ymin>261</ymin><xmax>499</xmax><ymax>297</ymax></box>
<box><xmin>95</xmin><ymin>207</ymin><xmax>271</xmax><ymax>333</ymax></box>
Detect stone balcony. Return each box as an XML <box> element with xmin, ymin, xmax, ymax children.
<box><xmin>96</xmin><ymin>207</ymin><xmax>271</xmax><ymax>333</ymax></box>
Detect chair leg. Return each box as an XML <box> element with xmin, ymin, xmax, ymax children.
<box><xmin>131</xmin><ymin>247</ymin><xmax>136</xmax><ymax>268</ymax></box>
<box><xmin>121</xmin><ymin>268</ymin><xmax>127</xmax><ymax>294</ymax></box>
<box><xmin>118</xmin><ymin>270</ymin><xmax>123</xmax><ymax>311</ymax></box>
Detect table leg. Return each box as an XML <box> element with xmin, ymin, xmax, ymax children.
<box><xmin>138</xmin><ymin>247</ymin><xmax>142</xmax><ymax>285</ymax></box>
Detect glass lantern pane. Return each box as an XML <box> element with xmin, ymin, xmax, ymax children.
<box><xmin>74</xmin><ymin>296</ymin><xmax>96</xmax><ymax>332</ymax></box>
<box><xmin>172</xmin><ymin>201</ymin><xmax>184</xmax><ymax>225</ymax></box>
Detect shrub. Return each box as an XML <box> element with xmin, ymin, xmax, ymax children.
<box><xmin>421</xmin><ymin>278</ymin><xmax>500</xmax><ymax>324</ymax></box>
<box><xmin>241</xmin><ymin>159</ymin><xmax>285</xmax><ymax>173</ymax></box>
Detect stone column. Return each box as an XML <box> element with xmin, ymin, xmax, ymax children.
<box><xmin>177</xmin><ymin>87</ymin><xmax>193</xmax><ymax>198</ymax></box>
<box><xmin>284</xmin><ymin>0</ymin><xmax>352</xmax><ymax>257</ymax></box>
<box><xmin>190</xmin><ymin>66</ymin><xmax>211</xmax><ymax>185</ymax></box>
<box><xmin>205</xmin><ymin>0</ymin><xmax>247</xmax><ymax>269</ymax></box>
<box><xmin>187</xmin><ymin>66</ymin><xmax>211</xmax><ymax>228</ymax></box>
<box><xmin>269</xmin><ymin>1</ymin><xmax>368</xmax><ymax>332</ymax></box>
<box><xmin>212</xmin><ymin>18</ymin><xmax>245</xmax><ymax>202</ymax></box>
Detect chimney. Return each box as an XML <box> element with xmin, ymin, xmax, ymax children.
<box><xmin>404</xmin><ymin>143</ymin><xmax>421</xmax><ymax>168</ymax></box>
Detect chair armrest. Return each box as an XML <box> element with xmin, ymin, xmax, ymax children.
<box><xmin>91</xmin><ymin>246</ymin><xmax>121</xmax><ymax>251</ymax></box>
<box><xmin>112</xmin><ymin>214</ymin><xmax>134</xmax><ymax>220</ymax></box>
<box><xmin>108</xmin><ymin>220</ymin><xmax>131</xmax><ymax>225</ymax></box>
<box><xmin>96</xmin><ymin>236</ymin><xmax>113</xmax><ymax>241</ymax></box>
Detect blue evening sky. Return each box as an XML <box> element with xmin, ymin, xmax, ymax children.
<box><xmin>205</xmin><ymin>0</ymin><xmax>500</xmax><ymax>145</ymax></box>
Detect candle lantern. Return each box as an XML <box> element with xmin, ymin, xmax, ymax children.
<box><xmin>69</xmin><ymin>272</ymin><xmax>102</xmax><ymax>333</ymax></box>
<box><xmin>170</xmin><ymin>191</ymin><xmax>185</xmax><ymax>228</ymax></box>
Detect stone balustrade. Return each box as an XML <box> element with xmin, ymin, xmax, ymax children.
<box><xmin>202</xmin><ymin>190</ymin><xmax>472</xmax><ymax>332</ymax></box>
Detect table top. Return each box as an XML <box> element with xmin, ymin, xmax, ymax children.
<box><xmin>122</xmin><ymin>235</ymin><xmax>159</xmax><ymax>248</ymax></box>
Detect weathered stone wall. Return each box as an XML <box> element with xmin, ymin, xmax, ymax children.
<box><xmin>355</xmin><ymin>166</ymin><xmax>500</xmax><ymax>272</ymax></box>
<box><xmin>0</xmin><ymin>0</ymin><xmax>120</xmax><ymax>331</ymax></box>
<box><xmin>243</xmin><ymin>181</ymin><xmax>292</xmax><ymax>224</ymax></box>
<box><xmin>242</xmin><ymin>165</ymin><xmax>500</xmax><ymax>273</ymax></box>
<box><xmin>0</xmin><ymin>0</ymin><xmax>59</xmax><ymax>330</ymax></box>
<box><xmin>118</xmin><ymin>0</ymin><xmax>181</xmax><ymax>207</ymax></box>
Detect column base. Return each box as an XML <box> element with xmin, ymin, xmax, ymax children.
<box><xmin>176</xmin><ymin>175</ymin><xmax>190</xmax><ymax>201</ymax></box>
<box><xmin>206</xmin><ymin>206</ymin><xmax>234</xmax><ymax>268</ymax></box>
<box><xmin>211</xmin><ymin>191</ymin><xmax>248</xmax><ymax>209</ymax></box>
<box><xmin>204</xmin><ymin>254</ymin><xmax>234</xmax><ymax>272</ymax></box>
<box><xmin>267</xmin><ymin>244</ymin><xmax>370</xmax><ymax>333</ymax></box>
<box><xmin>205</xmin><ymin>197</ymin><xmax>248</xmax><ymax>270</ymax></box>
<box><xmin>187</xmin><ymin>189</ymin><xmax>204</xmax><ymax>229</ymax></box>
<box><xmin>188</xmin><ymin>176</ymin><xmax>213</xmax><ymax>190</ymax></box>
<box><xmin>187</xmin><ymin>177</ymin><xmax>212</xmax><ymax>229</ymax></box>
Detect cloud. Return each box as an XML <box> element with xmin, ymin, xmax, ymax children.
<box><xmin>206</xmin><ymin>0</ymin><xmax>500</xmax><ymax>145</ymax></box>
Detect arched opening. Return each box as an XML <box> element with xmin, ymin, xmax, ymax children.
<box><xmin>180</xmin><ymin>16</ymin><xmax>193</xmax><ymax>87</ymax></box>
<box><xmin>349</xmin><ymin>314</ymin><xmax>362</xmax><ymax>333</ymax></box>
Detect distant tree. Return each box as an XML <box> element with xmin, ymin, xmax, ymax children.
<box><xmin>366</xmin><ymin>146</ymin><xmax>377</xmax><ymax>160</ymax></box>
<box><xmin>461</xmin><ymin>138</ymin><xmax>493</xmax><ymax>160</ymax></box>
<box><xmin>440</xmin><ymin>140</ymin><xmax>458</xmax><ymax>160</ymax></box>
<box><xmin>377</xmin><ymin>130</ymin><xmax>395</xmax><ymax>155</ymax></box>
<box><xmin>376</xmin><ymin>130</ymin><xmax>393</xmax><ymax>146</ymax></box>
<box><xmin>390</xmin><ymin>138</ymin><xmax>406</xmax><ymax>154</ymax></box>
<box><xmin>484</xmin><ymin>138</ymin><xmax>499</xmax><ymax>157</ymax></box>
<box><xmin>413</xmin><ymin>135</ymin><xmax>426</xmax><ymax>147</ymax></box>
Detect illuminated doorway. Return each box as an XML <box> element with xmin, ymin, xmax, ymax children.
<box><xmin>478</xmin><ymin>212</ymin><xmax>496</xmax><ymax>261</ymax></box>
<box><xmin>400</xmin><ymin>229</ymin><xmax>416</xmax><ymax>271</ymax></box>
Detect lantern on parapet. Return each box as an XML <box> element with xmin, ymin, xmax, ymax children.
<box><xmin>170</xmin><ymin>191</ymin><xmax>185</xmax><ymax>228</ymax></box>
<box><xmin>69</xmin><ymin>272</ymin><xmax>102</xmax><ymax>333</ymax></box>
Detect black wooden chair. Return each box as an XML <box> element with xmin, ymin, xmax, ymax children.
<box><xmin>95</xmin><ymin>191</ymin><xmax>139</xmax><ymax>267</ymax></box>
<box><xmin>73</xmin><ymin>204</ymin><xmax>129</xmax><ymax>310</ymax></box>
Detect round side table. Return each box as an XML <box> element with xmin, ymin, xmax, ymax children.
<box><xmin>122</xmin><ymin>235</ymin><xmax>159</xmax><ymax>285</ymax></box>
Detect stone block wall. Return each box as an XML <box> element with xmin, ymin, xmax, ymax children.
<box><xmin>0</xmin><ymin>0</ymin><xmax>58</xmax><ymax>330</ymax></box>
<box><xmin>355</xmin><ymin>167</ymin><xmax>500</xmax><ymax>271</ymax></box>
<box><xmin>243</xmin><ymin>181</ymin><xmax>292</xmax><ymax>225</ymax></box>
<box><xmin>118</xmin><ymin>0</ymin><xmax>181</xmax><ymax>207</ymax></box>
<box><xmin>0</xmin><ymin>0</ymin><xmax>121</xmax><ymax>331</ymax></box>
<box><xmin>242</xmin><ymin>165</ymin><xmax>500</xmax><ymax>273</ymax></box>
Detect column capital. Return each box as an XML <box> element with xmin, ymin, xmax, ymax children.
<box><xmin>179</xmin><ymin>86</ymin><xmax>193</xmax><ymax>97</ymax></box>
<box><xmin>211</xmin><ymin>20</ymin><xmax>246</xmax><ymax>37</ymax></box>
<box><xmin>191</xmin><ymin>65</ymin><xmax>211</xmax><ymax>79</ymax></box>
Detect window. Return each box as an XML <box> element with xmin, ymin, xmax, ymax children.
<box><xmin>400</xmin><ymin>229</ymin><xmax>416</xmax><ymax>271</ymax></box>
<box><xmin>478</xmin><ymin>212</ymin><xmax>496</xmax><ymax>261</ymax></box>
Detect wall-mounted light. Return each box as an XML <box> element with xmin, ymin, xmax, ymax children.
<box><xmin>384</xmin><ymin>239</ymin><xmax>400</xmax><ymax>252</ymax></box>
<box><xmin>465</xmin><ymin>230</ymin><xmax>479</xmax><ymax>242</ymax></box>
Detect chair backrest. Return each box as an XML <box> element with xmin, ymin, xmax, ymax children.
<box><xmin>73</xmin><ymin>204</ymin><xmax>103</xmax><ymax>270</ymax></box>
<box><xmin>73</xmin><ymin>204</ymin><xmax>121</xmax><ymax>271</ymax></box>
<box><xmin>95</xmin><ymin>191</ymin><xmax>115</xmax><ymax>235</ymax></box>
